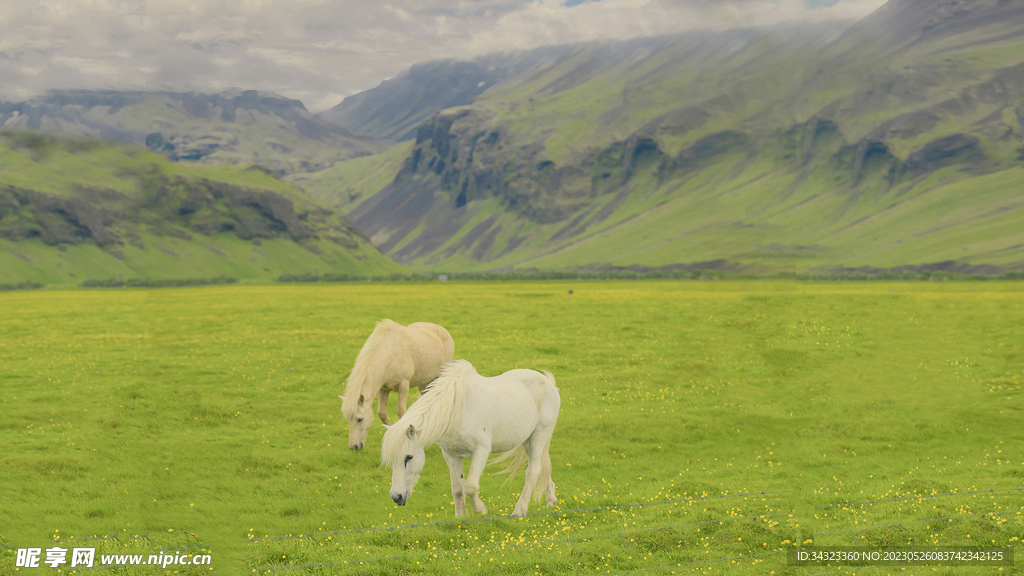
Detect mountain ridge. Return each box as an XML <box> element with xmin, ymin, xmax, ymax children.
<box><xmin>315</xmin><ymin>46</ymin><xmax>579</xmax><ymax>141</ymax></box>
<box><xmin>313</xmin><ymin>0</ymin><xmax>1024</xmax><ymax>273</ymax></box>
<box><xmin>0</xmin><ymin>89</ymin><xmax>386</xmax><ymax>175</ymax></box>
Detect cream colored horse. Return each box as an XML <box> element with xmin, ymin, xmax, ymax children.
<box><xmin>340</xmin><ymin>319</ymin><xmax>454</xmax><ymax>450</ymax></box>
<box><xmin>381</xmin><ymin>360</ymin><xmax>560</xmax><ymax>518</ymax></box>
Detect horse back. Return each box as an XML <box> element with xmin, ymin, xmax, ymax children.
<box><xmin>407</xmin><ymin>323</ymin><xmax>454</xmax><ymax>360</ymax></box>
<box><xmin>369</xmin><ymin>322</ymin><xmax>454</xmax><ymax>391</ymax></box>
<box><xmin>478</xmin><ymin>369</ymin><xmax>560</xmax><ymax>422</ymax></box>
<box><xmin>458</xmin><ymin>368</ymin><xmax>559</xmax><ymax>453</ymax></box>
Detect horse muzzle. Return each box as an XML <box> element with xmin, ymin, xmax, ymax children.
<box><xmin>391</xmin><ymin>493</ymin><xmax>407</xmax><ymax>506</ymax></box>
<box><xmin>349</xmin><ymin>442</ymin><xmax>364</xmax><ymax>450</ymax></box>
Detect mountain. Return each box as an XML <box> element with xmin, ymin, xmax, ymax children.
<box><xmin>0</xmin><ymin>89</ymin><xmax>387</xmax><ymax>176</ymax></box>
<box><xmin>0</xmin><ymin>130</ymin><xmax>403</xmax><ymax>286</ymax></box>
<box><xmin>315</xmin><ymin>46</ymin><xmax>578</xmax><ymax>141</ymax></box>
<box><xmin>285</xmin><ymin>141</ymin><xmax>416</xmax><ymax>213</ymax></box>
<box><xmin>838</xmin><ymin>0</ymin><xmax>1024</xmax><ymax>47</ymax></box>
<box><xmin>311</xmin><ymin>0</ymin><xmax>1024</xmax><ymax>274</ymax></box>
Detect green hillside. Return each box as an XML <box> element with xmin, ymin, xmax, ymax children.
<box><xmin>285</xmin><ymin>141</ymin><xmax>415</xmax><ymax>213</ymax></box>
<box><xmin>0</xmin><ymin>131</ymin><xmax>404</xmax><ymax>286</ymax></box>
<box><xmin>322</xmin><ymin>0</ymin><xmax>1024</xmax><ymax>274</ymax></box>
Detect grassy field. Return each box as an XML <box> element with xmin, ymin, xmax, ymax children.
<box><xmin>0</xmin><ymin>281</ymin><xmax>1021</xmax><ymax>574</ymax></box>
<box><xmin>0</xmin><ymin>234</ymin><xmax>400</xmax><ymax>288</ymax></box>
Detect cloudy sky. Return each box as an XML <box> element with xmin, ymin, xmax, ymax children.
<box><xmin>0</xmin><ymin>0</ymin><xmax>886</xmax><ymax>111</ymax></box>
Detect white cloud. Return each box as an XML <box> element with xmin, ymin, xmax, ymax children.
<box><xmin>0</xmin><ymin>0</ymin><xmax>885</xmax><ymax>111</ymax></box>
<box><xmin>52</xmin><ymin>56</ymin><xmax>121</xmax><ymax>77</ymax></box>
<box><xmin>384</xmin><ymin>4</ymin><xmax>413</xmax><ymax>22</ymax></box>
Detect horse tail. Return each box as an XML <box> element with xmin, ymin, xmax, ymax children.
<box><xmin>491</xmin><ymin>370</ymin><xmax>558</xmax><ymax>501</ymax></box>
<box><xmin>542</xmin><ymin>370</ymin><xmax>557</xmax><ymax>391</ymax></box>
<box><xmin>489</xmin><ymin>446</ymin><xmax>529</xmax><ymax>480</ymax></box>
<box><xmin>534</xmin><ymin>439</ymin><xmax>553</xmax><ymax>504</ymax></box>
<box><xmin>489</xmin><ymin>437</ymin><xmax>554</xmax><ymax>505</ymax></box>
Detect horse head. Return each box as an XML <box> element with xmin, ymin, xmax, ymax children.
<box><xmin>384</xmin><ymin>424</ymin><xmax>425</xmax><ymax>506</ymax></box>
<box><xmin>341</xmin><ymin>392</ymin><xmax>374</xmax><ymax>450</ymax></box>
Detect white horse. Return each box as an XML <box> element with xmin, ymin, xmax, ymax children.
<box><xmin>381</xmin><ymin>360</ymin><xmax>560</xmax><ymax>518</ymax></box>
<box><xmin>340</xmin><ymin>319</ymin><xmax>454</xmax><ymax>450</ymax></box>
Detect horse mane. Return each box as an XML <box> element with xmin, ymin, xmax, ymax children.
<box><xmin>342</xmin><ymin>319</ymin><xmax>401</xmax><ymax>419</ymax></box>
<box><xmin>381</xmin><ymin>360</ymin><xmax>474</xmax><ymax>466</ymax></box>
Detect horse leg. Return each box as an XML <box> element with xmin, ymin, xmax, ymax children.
<box><xmin>441</xmin><ymin>449</ymin><xmax>467</xmax><ymax>517</ymax></box>
<box><xmin>512</xmin><ymin>433</ymin><xmax>557</xmax><ymax>518</ymax></box>
<box><xmin>543</xmin><ymin>443</ymin><xmax>557</xmax><ymax>507</ymax></box>
<box><xmin>465</xmin><ymin>449</ymin><xmax>491</xmax><ymax>515</ymax></box>
<box><xmin>510</xmin><ymin>443</ymin><xmax>542</xmax><ymax>518</ymax></box>
<box><xmin>396</xmin><ymin>379</ymin><xmax>411</xmax><ymax>418</ymax></box>
<box><xmin>376</xmin><ymin>389</ymin><xmax>391</xmax><ymax>425</ymax></box>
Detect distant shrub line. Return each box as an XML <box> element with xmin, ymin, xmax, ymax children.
<box><xmin>6</xmin><ymin>270</ymin><xmax>1020</xmax><ymax>292</ymax></box>
<box><xmin>276</xmin><ymin>269</ymin><xmax>1024</xmax><ymax>284</ymax></box>
<box><xmin>276</xmin><ymin>270</ymin><xmax>698</xmax><ymax>283</ymax></box>
<box><xmin>81</xmin><ymin>276</ymin><xmax>239</xmax><ymax>288</ymax></box>
<box><xmin>0</xmin><ymin>281</ymin><xmax>43</xmax><ymax>291</ymax></box>
<box><xmin>799</xmin><ymin>270</ymin><xmax>1024</xmax><ymax>282</ymax></box>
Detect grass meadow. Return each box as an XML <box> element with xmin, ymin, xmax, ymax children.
<box><xmin>0</xmin><ymin>281</ymin><xmax>1021</xmax><ymax>575</ymax></box>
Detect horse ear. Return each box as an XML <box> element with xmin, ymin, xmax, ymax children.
<box><xmin>358</xmin><ymin>394</ymin><xmax>365</xmax><ymax>405</ymax></box>
<box><xmin>406</xmin><ymin>424</ymin><xmax>416</xmax><ymax>439</ymax></box>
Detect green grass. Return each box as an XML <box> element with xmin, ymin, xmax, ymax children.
<box><xmin>1</xmin><ymin>281</ymin><xmax>1021</xmax><ymax>574</ymax></box>
<box><xmin>0</xmin><ymin>233</ymin><xmax>401</xmax><ymax>287</ymax></box>
<box><xmin>0</xmin><ymin>133</ymin><xmax>141</xmax><ymax>196</ymax></box>
<box><xmin>0</xmin><ymin>131</ymin><xmax>301</xmax><ymax>197</ymax></box>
